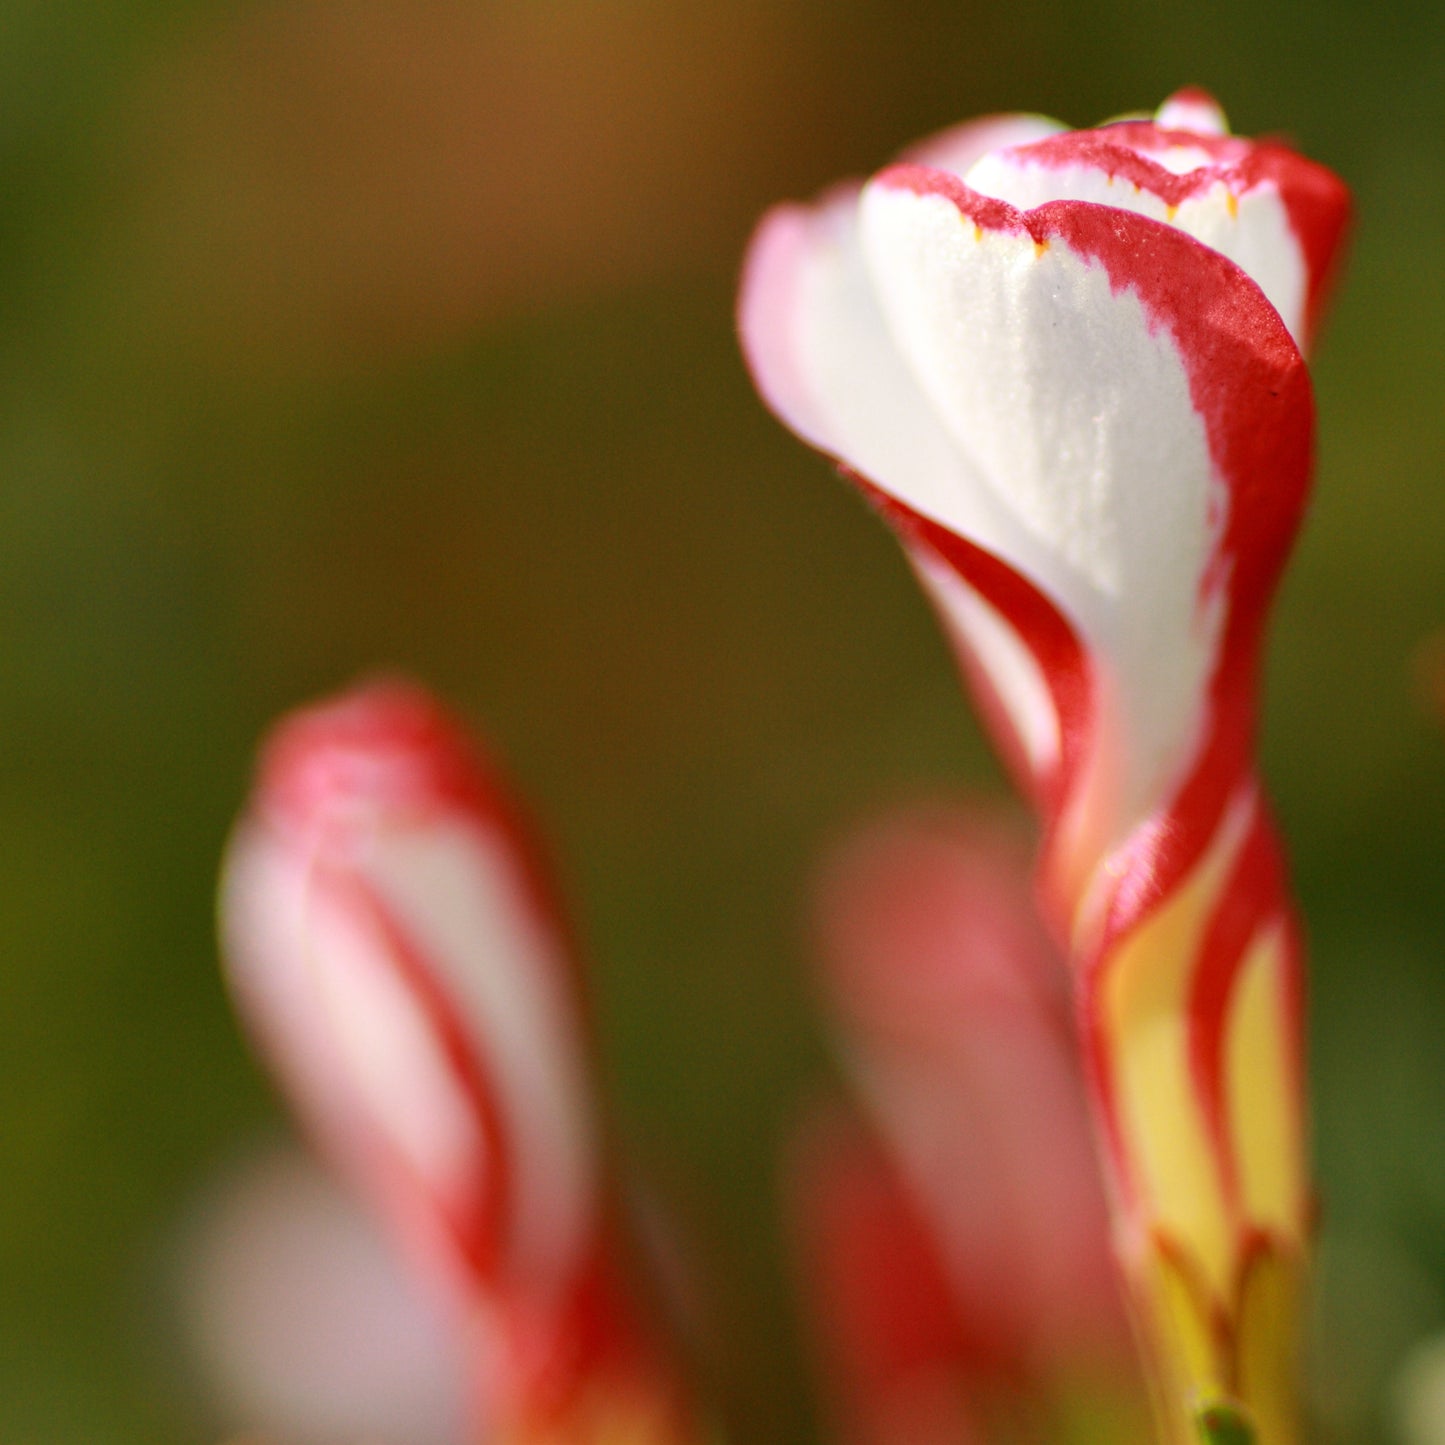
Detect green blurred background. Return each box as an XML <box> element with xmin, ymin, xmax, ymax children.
<box><xmin>2</xmin><ymin>1</ymin><xmax>1443</xmax><ymax>1440</ymax></box>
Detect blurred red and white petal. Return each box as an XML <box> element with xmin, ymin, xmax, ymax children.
<box><xmin>178</xmin><ymin>1143</ymin><xmax>470</xmax><ymax>1445</ymax></box>
<box><xmin>1155</xmin><ymin>88</ymin><xmax>1230</xmax><ymax>135</ymax></box>
<box><xmin>809</xmin><ymin>808</ymin><xmax>1128</xmax><ymax>1368</ymax></box>
<box><xmin>219</xmin><ymin>681</ymin><xmax>706</xmax><ymax>1445</ymax></box>
<box><xmin>220</xmin><ymin>681</ymin><xmax>597</xmax><ymax>1307</ymax></box>
<box><xmin>789</xmin><ymin>1108</ymin><xmax>984</xmax><ymax>1445</ymax></box>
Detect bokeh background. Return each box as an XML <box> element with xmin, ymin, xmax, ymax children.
<box><xmin>2</xmin><ymin>1</ymin><xmax>1444</xmax><ymax>1441</ymax></box>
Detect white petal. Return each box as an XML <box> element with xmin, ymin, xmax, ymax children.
<box><xmin>910</xmin><ymin>546</ymin><xmax>1060</xmax><ymax>783</ymax></box>
<box><xmin>359</xmin><ymin>819</ymin><xmax>597</xmax><ymax>1292</ymax></box>
<box><xmin>859</xmin><ymin>181</ymin><xmax>1224</xmax><ymax>845</ymax></box>
<box><xmin>740</xmin><ymin>193</ymin><xmax>1039</xmax><ymax>588</ymax></box>
<box><xmin>962</xmin><ymin>146</ymin><xmax>1308</xmax><ymax>345</ymax></box>
<box><xmin>901</xmin><ymin>113</ymin><xmax>1065</xmax><ymax>178</ymax></box>
<box><xmin>178</xmin><ymin>1145</ymin><xmax>470</xmax><ymax>1445</ymax></box>
<box><xmin>1155</xmin><ymin>89</ymin><xmax>1231</xmax><ymax>135</ymax></box>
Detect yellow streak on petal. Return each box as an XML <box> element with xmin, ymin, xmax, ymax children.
<box><xmin>1235</xmin><ymin>1242</ymin><xmax>1303</xmax><ymax>1445</ymax></box>
<box><xmin>1226</xmin><ymin>191</ymin><xmax>1239</xmax><ymax>220</ymax></box>
<box><xmin>1132</xmin><ymin>1238</ymin><xmax>1229</xmax><ymax>1445</ymax></box>
<box><xmin>1226</xmin><ymin>925</ymin><xmax>1306</xmax><ymax>1240</ymax></box>
<box><xmin>1102</xmin><ymin>794</ymin><xmax>1254</xmax><ymax>1300</ymax></box>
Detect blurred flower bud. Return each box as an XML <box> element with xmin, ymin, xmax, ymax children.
<box><xmin>792</xmin><ymin>806</ymin><xmax>1142</xmax><ymax>1443</ymax></box>
<box><xmin>220</xmin><ymin>680</ymin><xmax>700</xmax><ymax>1445</ymax></box>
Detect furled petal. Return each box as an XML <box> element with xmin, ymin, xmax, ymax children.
<box><xmin>220</xmin><ymin>680</ymin><xmax>597</xmax><ymax>1308</ymax></box>
<box><xmin>742</xmin><ymin>140</ymin><xmax>1316</xmax><ymax>866</ymax></box>
<box><xmin>854</xmin><ymin>174</ymin><xmax>1312</xmax><ymax>860</ymax></box>
<box><xmin>961</xmin><ymin>90</ymin><xmax>1350</xmax><ymax>350</ymax></box>
<box><xmin>808</xmin><ymin>807</ymin><xmax>1127</xmax><ymax>1365</ymax></box>
<box><xmin>789</xmin><ymin>1107</ymin><xmax>985</xmax><ymax>1445</ymax></box>
<box><xmin>738</xmin><ymin>195</ymin><xmax>1072</xmax><ymax>805</ymax></box>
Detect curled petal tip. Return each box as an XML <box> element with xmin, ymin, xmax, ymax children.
<box><xmin>1155</xmin><ymin>88</ymin><xmax>1231</xmax><ymax>136</ymax></box>
<box><xmin>255</xmin><ymin>676</ymin><xmax>505</xmax><ymax>833</ymax></box>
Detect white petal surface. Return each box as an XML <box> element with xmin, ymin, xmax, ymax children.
<box><xmin>741</xmin><ymin>195</ymin><xmax>1054</xmax><ymax>598</ymax></box>
<box><xmin>361</xmin><ymin>819</ymin><xmax>597</xmax><ymax>1293</ymax></box>
<box><xmin>859</xmin><ymin>181</ymin><xmax>1224</xmax><ymax>843</ymax></box>
<box><xmin>902</xmin><ymin>113</ymin><xmax>1065</xmax><ymax>178</ymax></box>
<box><xmin>962</xmin><ymin>149</ymin><xmax>1308</xmax><ymax>345</ymax></box>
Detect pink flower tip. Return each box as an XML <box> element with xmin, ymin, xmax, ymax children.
<box><xmin>255</xmin><ymin>676</ymin><xmax>506</xmax><ymax>836</ymax></box>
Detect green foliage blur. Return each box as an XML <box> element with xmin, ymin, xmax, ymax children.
<box><xmin>1</xmin><ymin>1</ymin><xmax>1442</xmax><ymax>1441</ymax></box>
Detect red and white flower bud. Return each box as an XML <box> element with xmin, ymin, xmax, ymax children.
<box><xmin>791</xmin><ymin>809</ymin><xmax>1141</xmax><ymax>1445</ymax></box>
<box><xmin>220</xmin><ymin>680</ymin><xmax>696</xmax><ymax>1445</ymax></box>
<box><xmin>741</xmin><ymin>91</ymin><xmax>1350</xmax><ymax>1442</ymax></box>
<box><xmin>808</xmin><ymin>809</ymin><xmax>1128</xmax><ymax>1370</ymax></box>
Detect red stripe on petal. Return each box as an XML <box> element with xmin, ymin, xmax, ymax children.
<box><xmin>1240</xmin><ymin>145</ymin><xmax>1352</xmax><ymax>347</ymax></box>
<box><xmin>1033</xmin><ymin>200</ymin><xmax>1313</xmax><ymax>906</ymax></box>
<box><xmin>318</xmin><ymin>864</ymin><xmax>515</xmax><ymax>1290</ymax></box>
<box><xmin>1184</xmin><ymin>803</ymin><xmax>1291</xmax><ymax>1202</ymax></box>
<box><xmin>989</xmin><ymin>131</ymin><xmax>1250</xmax><ymax>207</ymax></box>
<box><xmin>873</xmin><ymin>163</ymin><xmax>1030</xmax><ymax>235</ymax></box>
<box><xmin>851</xmin><ymin>472</ymin><xmax>1093</xmax><ymax>818</ymax></box>
<box><xmin>260</xmin><ymin>679</ymin><xmax>598</xmax><ymax>1039</ymax></box>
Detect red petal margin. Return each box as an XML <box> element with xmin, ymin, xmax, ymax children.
<box><xmin>1185</xmin><ymin>801</ymin><xmax>1304</xmax><ymax>1200</ymax></box>
<box><xmin>259</xmin><ymin>679</ymin><xmax>596</xmax><ymax>1017</ymax></box>
<box><xmin>981</xmin><ymin>129</ymin><xmax>1351</xmax><ymax>348</ymax></box>
<box><xmin>852</xmin><ymin>472</ymin><xmax>1092</xmax><ymax>825</ymax></box>
<box><xmin>872</xmin><ymin>168</ymin><xmax>1315</xmax><ymax>920</ymax></box>
<box><xmin>312</xmin><ymin>862</ymin><xmax>515</xmax><ymax>1290</ymax></box>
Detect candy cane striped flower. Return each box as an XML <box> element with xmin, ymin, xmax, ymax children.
<box><xmin>220</xmin><ymin>680</ymin><xmax>698</xmax><ymax>1445</ymax></box>
<box><xmin>740</xmin><ymin>90</ymin><xmax>1350</xmax><ymax>1443</ymax></box>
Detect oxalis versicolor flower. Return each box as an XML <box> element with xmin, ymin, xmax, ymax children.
<box><xmin>220</xmin><ymin>681</ymin><xmax>702</xmax><ymax>1445</ymax></box>
<box><xmin>740</xmin><ymin>89</ymin><xmax>1350</xmax><ymax>1443</ymax></box>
